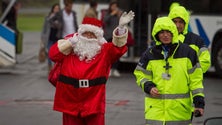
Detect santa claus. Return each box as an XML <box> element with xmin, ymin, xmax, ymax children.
<box><xmin>49</xmin><ymin>11</ymin><xmax>134</xmax><ymax>125</ymax></box>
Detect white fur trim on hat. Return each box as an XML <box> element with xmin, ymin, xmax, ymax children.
<box><xmin>78</xmin><ymin>24</ymin><xmax>104</xmax><ymax>40</ymax></box>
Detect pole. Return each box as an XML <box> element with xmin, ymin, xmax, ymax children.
<box><xmin>0</xmin><ymin>0</ymin><xmax>17</xmax><ymax>23</ymax></box>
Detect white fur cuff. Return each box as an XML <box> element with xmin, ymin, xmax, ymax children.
<box><xmin>112</xmin><ymin>27</ymin><xmax>128</xmax><ymax>47</ymax></box>
<box><xmin>57</xmin><ymin>39</ymin><xmax>73</xmax><ymax>55</ymax></box>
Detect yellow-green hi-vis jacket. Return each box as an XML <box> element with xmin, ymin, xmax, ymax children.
<box><xmin>168</xmin><ymin>6</ymin><xmax>211</xmax><ymax>73</ymax></box>
<box><xmin>134</xmin><ymin>17</ymin><xmax>204</xmax><ymax>125</ymax></box>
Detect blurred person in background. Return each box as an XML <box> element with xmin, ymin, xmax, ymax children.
<box><xmin>103</xmin><ymin>1</ymin><xmax>123</xmax><ymax>77</ymax></box>
<box><xmin>84</xmin><ymin>0</ymin><xmax>98</xmax><ymax>18</ymax></box>
<box><xmin>168</xmin><ymin>4</ymin><xmax>211</xmax><ymax>73</ymax></box>
<box><xmin>50</xmin><ymin>0</ymin><xmax>78</xmax><ymax>39</ymax></box>
<box><xmin>41</xmin><ymin>3</ymin><xmax>60</xmax><ymax>72</ymax></box>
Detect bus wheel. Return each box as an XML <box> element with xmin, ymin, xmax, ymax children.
<box><xmin>213</xmin><ymin>41</ymin><xmax>222</xmax><ymax>77</ymax></box>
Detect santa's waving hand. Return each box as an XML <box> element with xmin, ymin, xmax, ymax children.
<box><xmin>119</xmin><ymin>10</ymin><xmax>135</xmax><ymax>28</ymax></box>
<box><xmin>113</xmin><ymin>10</ymin><xmax>135</xmax><ymax>47</ymax></box>
<box><xmin>49</xmin><ymin>11</ymin><xmax>134</xmax><ymax>125</ymax></box>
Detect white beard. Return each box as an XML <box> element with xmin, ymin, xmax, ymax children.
<box><xmin>73</xmin><ymin>35</ymin><xmax>102</xmax><ymax>62</ymax></box>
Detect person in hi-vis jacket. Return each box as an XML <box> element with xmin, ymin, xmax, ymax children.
<box><xmin>168</xmin><ymin>5</ymin><xmax>211</xmax><ymax>73</ymax></box>
<box><xmin>134</xmin><ymin>17</ymin><xmax>205</xmax><ymax>125</ymax></box>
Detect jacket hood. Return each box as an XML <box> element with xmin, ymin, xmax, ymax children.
<box><xmin>168</xmin><ymin>6</ymin><xmax>190</xmax><ymax>35</ymax></box>
<box><xmin>152</xmin><ymin>17</ymin><xmax>178</xmax><ymax>45</ymax></box>
<box><xmin>169</xmin><ymin>2</ymin><xmax>180</xmax><ymax>11</ymax></box>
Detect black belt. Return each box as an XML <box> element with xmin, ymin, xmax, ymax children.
<box><xmin>59</xmin><ymin>75</ymin><xmax>107</xmax><ymax>88</ymax></box>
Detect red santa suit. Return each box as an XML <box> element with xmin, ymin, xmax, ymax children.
<box><xmin>49</xmin><ymin>17</ymin><xmax>128</xmax><ymax>125</ymax></box>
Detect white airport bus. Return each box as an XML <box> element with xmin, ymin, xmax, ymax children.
<box><xmin>189</xmin><ymin>15</ymin><xmax>222</xmax><ymax>76</ymax></box>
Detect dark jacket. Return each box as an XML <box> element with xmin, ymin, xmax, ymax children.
<box><xmin>50</xmin><ymin>10</ymin><xmax>78</xmax><ymax>39</ymax></box>
<box><xmin>103</xmin><ymin>10</ymin><xmax>122</xmax><ymax>41</ymax></box>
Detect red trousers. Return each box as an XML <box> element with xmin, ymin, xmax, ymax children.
<box><xmin>63</xmin><ymin>113</ymin><xmax>104</xmax><ymax>125</ymax></box>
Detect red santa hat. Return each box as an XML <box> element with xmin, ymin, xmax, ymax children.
<box><xmin>78</xmin><ymin>17</ymin><xmax>104</xmax><ymax>40</ymax></box>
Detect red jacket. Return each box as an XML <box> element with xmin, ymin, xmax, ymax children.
<box><xmin>49</xmin><ymin>34</ymin><xmax>127</xmax><ymax>117</ymax></box>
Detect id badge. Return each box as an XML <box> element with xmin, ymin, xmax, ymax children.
<box><xmin>162</xmin><ymin>73</ymin><xmax>171</xmax><ymax>80</ymax></box>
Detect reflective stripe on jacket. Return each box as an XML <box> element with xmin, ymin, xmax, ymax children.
<box><xmin>184</xmin><ymin>32</ymin><xmax>211</xmax><ymax>73</ymax></box>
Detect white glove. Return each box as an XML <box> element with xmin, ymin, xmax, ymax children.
<box><xmin>119</xmin><ymin>10</ymin><xmax>135</xmax><ymax>28</ymax></box>
<box><xmin>69</xmin><ymin>33</ymin><xmax>79</xmax><ymax>47</ymax></box>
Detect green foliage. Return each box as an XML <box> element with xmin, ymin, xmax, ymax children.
<box><xmin>18</xmin><ymin>14</ymin><xmax>45</xmax><ymax>31</ymax></box>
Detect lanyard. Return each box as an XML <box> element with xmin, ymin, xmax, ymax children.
<box><xmin>162</xmin><ymin>45</ymin><xmax>172</xmax><ymax>80</ymax></box>
<box><xmin>162</xmin><ymin>45</ymin><xmax>169</xmax><ymax>59</ymax></box>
